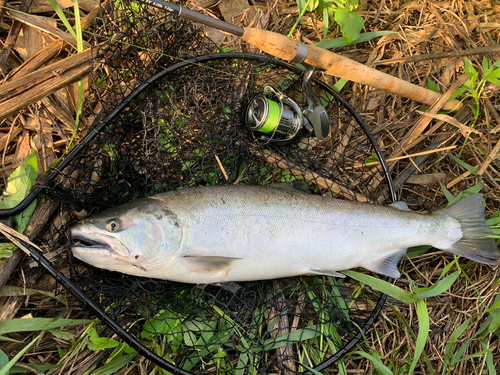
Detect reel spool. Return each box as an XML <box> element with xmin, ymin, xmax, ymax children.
<box><xmin>245</xmin><ymin>65</ymin><xmax>330</xmax><ymax>143</ymax></box>
<box><xmin>245</xmin><ymin>85</ymin><xmax>304</xmax><ymax>143</ymax></box>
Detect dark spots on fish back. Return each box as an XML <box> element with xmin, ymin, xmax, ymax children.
<box><xmin>135</xmin><ymin>255</ymin><xmax>140</xmax><ymax>259</ymax></box>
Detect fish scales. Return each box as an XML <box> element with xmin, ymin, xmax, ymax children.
<box><xmin>70</xmin><ymin>185</ymin><xmax>499</xmax><ymax>283</ymax></box>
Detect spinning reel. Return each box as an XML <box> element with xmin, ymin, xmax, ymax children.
<box><xmin>245</xmin><ymin>65</ymin><xmax>330</xmax><ymax>143</ymax></box>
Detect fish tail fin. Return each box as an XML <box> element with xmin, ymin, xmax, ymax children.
<box><xmin>439</xmin><ymin>194</ymin><xmax>499</xmax><ymax>265</ymax></box>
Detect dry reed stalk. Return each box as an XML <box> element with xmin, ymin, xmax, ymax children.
<box><xmin>5</xmin><ymin>40</ymin><xmax>66</xmax><ymax>81</ymax></box>
<box><xmin>387</xmin><ymin>74</ymin><xmax>470</xmax><ymax>166</ymax></box>
<box><xmin>356</xmin><ymin>145</ymin><xmax>457</xmax><ymax>168</ymax></box>
<box><xmin>414</xmin><ymin>111</ymin><xmax>480</xmax><ymax>137</ymax></box>
<box><xmin>6</xmin><ymin>9</ymin><xmax>91</xmax><ymax>49</ymax></box>
<box><xmin>0</xmin><ymin>49</ymin><xmax>95</xmax><ymax>121</ymax></box>
<box><xmin>0</xmin><ymin>0</ymin><xmax>34</xmax><ymax>73</ymax></box>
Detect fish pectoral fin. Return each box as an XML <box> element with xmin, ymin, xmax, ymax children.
<box><xmin>309</xmin><ymin>267</ymin><xmax>345</xmax><ymax>278</ymax></box>
<box><xmin>363</xmin><ymin>248</ymin><xmax>407</xmax><ymax>278</ymax></box>
<box><xmin>183</xmin><ymin>256</ymin><xmax>241</xmax><ymax>273</ymax></box>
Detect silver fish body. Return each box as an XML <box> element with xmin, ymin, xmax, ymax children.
<box><xmin>70</xmin><ymin>185</ymin><xmax>498</xmax><ymax>283</ymax></box>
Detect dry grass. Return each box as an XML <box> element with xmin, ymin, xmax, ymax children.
<box><xmin>0</xmin><ymin>0</ymin><xmax>499</xmax><ymax>374</ymax></box>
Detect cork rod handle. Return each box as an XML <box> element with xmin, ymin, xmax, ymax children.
<box><xmin>242</xmin><ymin>28</ymin><xmax>460</xmax><ymax>111</ymax></box>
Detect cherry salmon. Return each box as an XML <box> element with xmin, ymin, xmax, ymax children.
<box><xmin>70</xmin><ymin>185</ymin><xmax>498</xmax><ymax>283</ymax></box>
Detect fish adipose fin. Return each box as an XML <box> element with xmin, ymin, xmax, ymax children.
<box><xmin>309</xmin><ymin>267</ymin><xmax>345</xmax><ymax>278</ymax></box>
<box><xmin>363</xmin><ymin>248</ymin><xmax>407</xmax><ymax>278</ymax></box>
<box><xmin>183</xmin><ymin>256</ymin><xmax>242</xmax><ymax>273</ymax></box>
<box><xmin>389</xmin><ymin>201</ymin><xmax>409</xmax><ymax>211</ymax></box>
<box><xmin>439</xmin><ymin>194</ymin><xmax>499</xmax><ymax>265</ymax></box>
<box><xmin>268</xmin><ymin>180</ymin><xmax>311</xmax><ymax>194</ymax></box>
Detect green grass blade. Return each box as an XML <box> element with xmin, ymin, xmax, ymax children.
<box><xmin>0</xmin><ymin>349</ymin><xmax>7</xmax><ymax>369</ymax></box>
<box><xmin>90</xmin><ymin>351</ymin><xmax>138</xmax><ymax>375</ymax></box>
<box><xmin>74</xmin><ymin>0</ymin><xmax>83</xmax><ymax>51</ymax></box>
<box><xmin>409</xmin><ymin>300</ymin><xmax>429</xmax><ymax>375</ymax></box>
<box><xmin>353</xmin><ymin>351</ymin><xmax>393</xmax><ymax>375</ymax></box>
<box><xmin>343</xmin><ymin>270</ymin><xmax>419</xmax><ymax>304</ymax></box>
<box><xmin>319</xmin><ymin>31</ymin><xmax>398</xmax><ymax>49</ymax></box>
<box><xmin>66</xmin><ymin>0</ymin><xmax>85</xmax><ymax>152</ymax></box>
<box><xmin>449</xmin><ymin>153</ymin><xmax>478</xmax><ymax>175</ymax></box>
<box><xmin>417</xmin><ymin>271</ymin><xmax>460</xmax><ymax>299</ymax></box>
<box><xmin>0</xmin><ymin>318</ymin><xmax>95</xmax><ymax>335</ymax></box>
<box><xmin>481</xmin><ymin>338</ymin><xmax>496</xmax><ymax>375</ymax></box>
<box><xmin>0</xmin><ymin>334</ymin><xmax>40</xmax><ymax>375</ymax></box>
<box><xmin>301</xmin><ymin>363</ymin><xmax>324</xmax><ymax>375</ymax></box>
<box><xmin>332</xmin><ymin>78</ymin><xmax>349</xmax><ymax>92</ymax></box>
<box><xmin>406</xmin><ymin>245</ymin><xmax>432</xmax><ymax>258</ymax></box>
<box><xmin>47</xmin><ymin>0</ymin><xmax>77</xmax><ymax>39</ymax></box>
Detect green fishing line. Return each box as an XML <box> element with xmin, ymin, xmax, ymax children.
<box><xmin>259</xmin><ymin>99</ymin><xmax>280</xmax><ymax>133</ymax></box>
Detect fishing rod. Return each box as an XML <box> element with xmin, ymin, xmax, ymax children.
<box><xmin>145</xmin><ymin>0</ymin><xmax>460</xmax><ymax>111</ymax></box>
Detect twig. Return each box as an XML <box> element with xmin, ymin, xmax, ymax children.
<box><xmin>360</xmin><ymin>145</ymin><xmax>457</xmax><ymax>167</ymax></box>
<box><xmin>377</xmin><ymin>137</ymin><xmax>449</xmax><ymax>203</ymax></box>
<box><xmin>415</xmin><ymin>111</ymin><xmax>480</xmax><ymax>137</ymax></box>
<box><xmin>388</xmin><ymin>74</ymin><xmax>469</xmax><ymax>164</ymax></box>
<box><xmin>367</xmin><ymin>44</ymin><xmax>500</xmax><ymax>66</ymax></box>
<box><xmin>0</xmin><ymin>222</ymin><xmax>40</xmax><ymax>256</ymax></box>
<box><xmin>485</xmin><ymin>96</ymin><xmax>500</xmax><ymax>134</ymax></box>
<box><xmin>478</xmin><ymin>136</ymin><xmax>500</xmax><ymax>176</ymax></box>
<box><xmin>446</xmin><ymin>166</ymin><xmax>479</xmax><ymax>189</ymax></box>
<box><xmin>215</xmin><ymin>155</ymin><xmax>229</xmax><ymax>181</ymax></box>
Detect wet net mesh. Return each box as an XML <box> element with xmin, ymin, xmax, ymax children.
<box><xmin>32</xmin><ymin>1</ymin><xmax>395</xmax><ymax>373</ymax></box>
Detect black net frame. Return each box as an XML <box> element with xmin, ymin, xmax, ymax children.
<box><xmin>26</xmin><ymin>53</ymin><xmax>395</xmax><ymax>374</ymax></box>
<box><xmin>1</xmin><ymin>2</ymin><xmax>398</xmax><ymax>374</ymax></box>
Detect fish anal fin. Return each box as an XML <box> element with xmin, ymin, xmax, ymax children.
<box><xmin>363</xmin><ymin>248</ymin><xmax>407</xmax><ymax>278</ymax></box>
<box><xmin>309</xmin><ymin>267</ymin><xmax>345</xmax><ymax>278</ymax></box>
<box><xmin>183</xmin><ymin>256</ymin><xmax>241</xmax><ymax>273</ymax></box>
<box><xmin>196</xmin><ymin>281</ymin><xmax>242</xmax><ymax>294</ymax></box>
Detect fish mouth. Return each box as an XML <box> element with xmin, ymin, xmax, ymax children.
<box><xmin>72</xmin><ymin>236</ymin><xmax>112</xmax><ymax>251</ymax></box>
<box><xmin>71</xmin><ymin>234</ymin><xmax>130</xmax><ymax>257</ymax></box>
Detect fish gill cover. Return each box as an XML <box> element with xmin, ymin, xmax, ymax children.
<box><xmin>32</xmin><ymin>0</ymin><xmax>394</xmax><ymax>373</ymax></box>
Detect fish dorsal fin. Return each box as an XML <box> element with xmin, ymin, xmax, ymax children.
<box><xmin>183</xmin><ymin>256</ymin><xmax>242</xmax><ymax>273</ymax></box>
<box><xmin>268</xmin><ymin>180</ymin><xmax>311</xmax><ymax>194</ymax></box>
<box><xmin>362</xmin><ymin>248</ymin><xmax>406</xmax><ymax>278</ymax></box>
<box><xmin>389</xmin><ymin>201</ymin><xmax>409</xmax><ymax>211</ymax></box>
<box><xmin>309</xmin><ymin>267</ymin><xmax>345</xmax><ymax>278</ymax></box>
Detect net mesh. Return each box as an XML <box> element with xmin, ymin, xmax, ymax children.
<box><xmin>33</xmin><ymin>1</ymin><xmax>394</xmax><ymax>373</ymax></box>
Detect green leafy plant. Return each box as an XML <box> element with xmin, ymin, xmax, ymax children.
<box><xmin>0</xmin><ymin>151</ymin><xmax>38</xmax><ymax>260</ymax></box>
<box><xmin>294</xmin><ymin>0</ymin><xmax>365</xmax><ymax>43</ymax></box>
<box><xmin>449</xmin><ymin>57</ymin><xmax>500</xmax><ymax>152</ymax></box>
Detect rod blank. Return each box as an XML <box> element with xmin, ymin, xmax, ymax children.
<box><xmin>146</xmin><ymin>0</ymin><xmax>461</xmax><ymax>110</ymax></box>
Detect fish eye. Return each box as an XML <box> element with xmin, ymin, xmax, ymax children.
<box><xmin>106</xmin><ymin>219</ymin><xmax>121</xmax><ymax>232</ymax></box>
